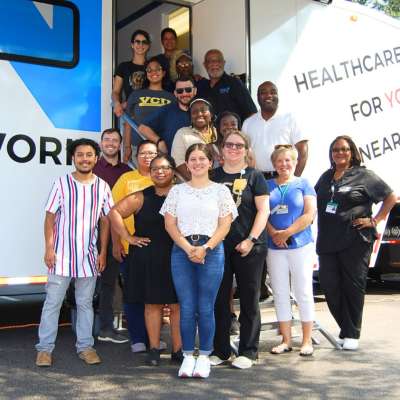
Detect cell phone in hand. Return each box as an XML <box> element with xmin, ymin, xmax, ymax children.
<box><xmin>286</xmin><ymin>237</ymin><xmax>293</xmax><ymax>246</ymax></box>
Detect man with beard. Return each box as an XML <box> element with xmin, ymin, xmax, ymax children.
<box><xmin>242</xmin><ymin>81</ymin><xmax>308</xmax><ymax>178</ymax></box>
<box><xmin>242</xmin><ymin>81</ymin><xmax>308</xmax><ymax>301</ymax></box>
<box><xmin>36</xmin><ymin>139</ymin><xmax>113</xmax><ymax>367</ymax></box>
<box><xmin>197</xmin><ymin>49</ymin><xmax>257</xmax><ymax>122</ymax></box>
<box><xmin>93</xmin><ymin>129</ymin><xmax>131</xmax><ymax>344</ymax></box>
<box><xmin>134</xmin><ymin>77</ymin><xmax>197</xmax><ymax>154</ymax></box>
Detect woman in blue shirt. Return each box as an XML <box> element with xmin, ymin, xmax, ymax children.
<box><xmin>266</xmin><ymin>145</ymin><xmax>317</xmax><ymax>356</ymax></box>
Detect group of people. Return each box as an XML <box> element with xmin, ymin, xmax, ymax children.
<box><xmin>34</xmin><ymin>26</ymin><xmax>396</xmax><ymax>380</ymax></box>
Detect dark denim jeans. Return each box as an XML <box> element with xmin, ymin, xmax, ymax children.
<box><xmin>171</xmin><ymin>241</ymin><xmax>224</xmax><ymax>355</ymax></box>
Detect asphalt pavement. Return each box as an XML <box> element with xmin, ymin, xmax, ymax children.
<box><xmin>1</xmin><ymin>284</ymin><xmax>400</xmax><ymax>400</ymax></box>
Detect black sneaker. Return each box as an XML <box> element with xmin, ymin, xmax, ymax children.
<box><xmin>97</xmin><ymin>329</ymin><xmax>129</xmax><ymax>344</ymax></box>
<box><xmin>259</xmin><ymin>285</ymin><xmax>271</xmax><ymax>302</ymax></box>
<box><xmin>147</xmin><ymin>348</ymin><xmax>160</xmax><ymax>366</ymax></box>
<box><xmin>171</xmin><ymin>349</ymin><xmax>184</xmax><ymax>363</ymax></box>
<box><xmin>230</xmin><ymin>314</ymin><xmax>240</xmax><ymax>335</ymax></box>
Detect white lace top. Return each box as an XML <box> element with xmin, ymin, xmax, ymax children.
<box><xmin>160</xmin><ymin>182</ymin><xmax>238</xmax><ymax>237</ymax></box>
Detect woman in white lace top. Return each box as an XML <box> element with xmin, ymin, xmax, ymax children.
<box><xmin>160</xmin><ymin>143</ymin><xmax>237</xmax><ymax>379</ymax></box>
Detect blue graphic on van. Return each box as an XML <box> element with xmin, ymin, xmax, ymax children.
<box><xmin>2</xmin><ymin>1</ymin><xmax>101</xmax><ymax>132</ymax></box>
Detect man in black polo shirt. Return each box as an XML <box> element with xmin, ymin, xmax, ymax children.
<box><xmin>197</xmin><ymin>49</ymin><xmax>257</xmax><ymax>122</ymax></box>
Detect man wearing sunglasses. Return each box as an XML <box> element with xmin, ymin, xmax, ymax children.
<box><xmin>134</xmin><ymin>77</ymin><xmax>197</xmax><ymax>154</ymax></box>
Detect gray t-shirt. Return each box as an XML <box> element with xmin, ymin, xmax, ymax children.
<box><xmin>126</xmin><ymin>88</ymin><xmax>175</xmax><ymax>124</ymax></box>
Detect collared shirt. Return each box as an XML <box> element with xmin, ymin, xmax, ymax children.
<box><xmin>196</xmin><ymin>73</ymin><xmax>257</xmax><ymax>122</ymax></box>
<box><xmin>112</xmin><ymin>170</ymin><xmax>153</xmax><ymax>253</ymax></box>
<box><xmin>242</xmin><ymin>111</ymin><xmax>307</xmax><ymax>172</ymax></box>
<box><xmin>141</xmin><ymin>102</ymin><xmax>190</xmax><ymax>153</ymax></box>
<box><xmin>315</xmin><ymin>166</ymin><xmax>393</xmax><ymax>254</ymax></box>
<box><xmin>45</xmin><ymin>174</ymin><xmax>113</xmax><ymax>278</ymax></box>
<box><xmin>93</xmin><ymin>156</ymin><xmax>131</xmax><ymax>189</ymax></box>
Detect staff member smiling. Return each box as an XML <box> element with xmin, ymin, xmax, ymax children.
<box><xmin>315</xmin><ymin>135</ymin><xmax>396</xmax><ymax>351</ymax></box>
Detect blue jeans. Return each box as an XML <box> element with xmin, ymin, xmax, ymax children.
<box><xmin>36</xmin><ymin>274</ymin><xmax>97</xmax><ymax>353</ymax></box>
<box><xmin>171</xmin><ymin>241</ymin><xmax>224</xmax><ymax>355</ymax></box>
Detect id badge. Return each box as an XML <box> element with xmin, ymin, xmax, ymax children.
<box><xmin>326</xmin><ymin>201</ymin><xmax>338</xmax><ymax>214</ymax></box>
<box><xmin>233</xmin><ymin>178</ymin><xmax>247</xmax><ymax>194</ymax></box>
<box><xmin>276</xmin><ymin>204</ymin><xmax>289</xmax><ymax>215</ymax></box>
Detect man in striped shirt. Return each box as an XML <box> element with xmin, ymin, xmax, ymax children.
<box><xmin>35</xmin><ymin>138</ymin><xmax>113</xmax><ymax>367</ymax></box>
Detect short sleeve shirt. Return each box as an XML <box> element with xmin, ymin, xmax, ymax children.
<box><xmin>212</xmin><ymin>167</ymin><xmax>269</xmax><ymax>247</ymax></box>
<box><xmin>267</xmin><ymin>177</ymin><xmax>316</xmax><ymax>249</ymax></box>
<box><xmin>315</xmin><ymin>166</ymin><xmax>393</xmax><ymax>254</ymax></box>
<box><xmin>112</xmin><ymin>170</ymin><xmax>154</xmax><ymax>253</ymax></box>
<box><xmin>141</xmin><ymin>103</ymin><xmax>190</xmax><ymax>153</ymax></box>
<box><xmin>126</xmin><ymin>88</ymin><xmax>176</xmax><ymax>124</ymax></box>
<box><xmin>93</xmin><ymin>157</ymin><xmax>131</xmax><ymax>189</ymax></box>
<box><xmin>160</xmin><ymin>182</ymin><xmax>238</xmax><ymax>237</ymax></box>
<box><xmin>45</xmin><ymin>174</ymin><xmax>114</xmax><ymax>278</ymax></box>
<box><xmin>196</xmin><ymin>73</ymin><xmax>257</xmax><ymax>122</ymax></box>
<box><xmin>114</xmin><ymin>61</ymin><xmax>146</xmax><ymax>100</ymax></box>
<box><xmin>242</xmin><ymin>111</ymin><xmax>307</xmax><ymax>172</ymax></box>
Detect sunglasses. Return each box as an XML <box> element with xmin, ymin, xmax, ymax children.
<box><xmin>274</xmin><ymin>144</ymin><xmax>293</xmax><ymax>150</ymax></box>
<box><xmin>175</xmin><ymin>87</ymin><xmax>193</xmax><ymax>94</ymax></box>
<box><xmin>177</xmin><ymin>62</ymin><xmax>192</xmax><ymax>67</ymax></box>
<box><xmin>224</xmin><ymin>142</ymin><xmax>246</xmax><ymax>150</ymax></box>
<box><xmin>332</xmin><ymin>147</ymin><xmax>351</xmax><ymax>153</ymax></box>
<box><xmin>134</xmin><ymin>39</ymin><xmax>149</xmax><ymax>46</ymax></box>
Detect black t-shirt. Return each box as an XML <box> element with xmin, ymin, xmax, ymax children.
<box><xmin>315</xmin><ymin>166</ymin><xmax>393</xmax><ymax>254</ymax></box>
<box><xmin>115</xmin><ymin>61</ymin><xmax>146</xmax><ymax>100</ymax></box>
<box><xmin>212</xmin><ymin>166</ymin><xmax>269</xmax><ymax>248</ymax></box>
<box><xmin>196</xmin><ymin>72</ymin><xmax>257</xmax><ymax>122</ymax></box>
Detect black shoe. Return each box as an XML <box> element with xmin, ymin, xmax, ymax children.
<box><xmin>230</xmin><ymin>314</ymin><xmax>240</xmax><ymax>335</ymax></box>
<box><xmin>259</xmin><ymin>285</ymin><xmax>271</xmax><ymax>302</ymax></box>
<box><xmin>171</xmin><ymin>349</ymin><xmax>184</xmax><ymax>363</ymax></box>
<box><xmin>147</xmin><ymin>348</ymin><xmax>160</xmax><ymax>366</ymax></box>
<box><xmin>97</xmin><ymin>329</ymin><xmax>129</xmax><ymax>344</ymax></box>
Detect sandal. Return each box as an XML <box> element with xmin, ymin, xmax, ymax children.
<box><xmin>299</xmin><ymin>345</ymin><xmax>314</xmax><ymax>357</ymax></box>
<box><xmin>270</xmin><ymin>343</ymin><xmax>293</xmax><ymax>355</ymax></box>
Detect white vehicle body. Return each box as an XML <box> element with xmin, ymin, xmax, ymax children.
<box><xmin>1</xmin><ymin>0</ymin><xmax>399</xmax><ymax>296</ymax></box>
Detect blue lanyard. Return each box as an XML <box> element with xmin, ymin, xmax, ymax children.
<box><xmin>278</xmin><ymin>183</ymin><xmax>290</xmax><ymax>204</ymax></box>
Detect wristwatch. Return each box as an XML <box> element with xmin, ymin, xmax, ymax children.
<box><xmin>247</xmin><ymin>234</ymin><xmax>258</xmax><ymax>244</ymax></box>
<box><xmin>202</xmin><ymin>244</ymin><xmax>212</xmax><ymax>253</ymax></box>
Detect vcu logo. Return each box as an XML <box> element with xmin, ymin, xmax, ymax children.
<box><xmin>138</xmin><ymin>97</ymin><xmax>172</xmax><ymax>106</ymax></box>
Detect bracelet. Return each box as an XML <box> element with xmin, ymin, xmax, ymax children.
<box><xmin>370</xmin><ymin>217</ymin><xmax>377</xmax><ymax>227</ymax></box>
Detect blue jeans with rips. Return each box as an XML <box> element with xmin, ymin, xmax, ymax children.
<box><xmin>171</xmin><ymin>241</ymin><xmax>224</xmax><ymax>355</ymax></box>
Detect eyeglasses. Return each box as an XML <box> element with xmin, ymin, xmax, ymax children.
<box><xmin>150</xmin><ymin>165</ymin><xmax>172</xmax><ymax>172</ymax></box>
<box><xmin>146</xmin><ymin>67</ymin><xmax>162</xmax><ymax>73</ymax></box>
<box><xmin>274</xmin><ymin>144</ymin><xmax>293</xmax><ymax>150</ymax></box>
<box><xmin>138</xmin><ymin>151</ymin><xmax>158</xmax><ymax>158</ymax></box>
<box><xmin>177</xmin><ymin>62</ymin><xmax>192</xmax><ymax>68</ymax></box>
<box><xmin>175</xmin><ymin>87</ymin><xmax>193</xmax><ymax>94</ymax></box>
<box><xmin>134</xmin><ymin>39</ymin><xmax>149</xmax><ymax>46</ymax></box>
<box><xmin>332</xmin><ymin>147</ymin><xmax>351</xmax><ymax>153</ymax></box>
<box><xmin>224</xmin><ymin>142</ymin><xmax>246</xmax><ymax>150</ymax></box>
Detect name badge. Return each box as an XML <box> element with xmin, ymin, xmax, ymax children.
<box><xmin>326</xmin><ymin>201</ymin><xmax>338</xmax><ymax>214</ymax></box>
<box><xmin>276</xmin><ymin>204</ymin><xmax>289</xmax><ymax>214</ymax></box>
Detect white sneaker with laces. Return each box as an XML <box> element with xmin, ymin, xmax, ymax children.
<box><xmin>209</xmin><ymin>355</ymin><xmax>225</xmax><ymax>366</ymax></box>
<box><xmin>336</xmin><ymin>337</ymin><xmax>345</xmax><ymax>346</ymax></box>
<box><xmin>231</xmin><ymin>356</ymin><xmax>254</xmax><ymax>369</ymax></box>
<box><xmin>178</xmin><ymin>354</ymin><xmax>196</xmax><ymax>378</ymax></box>
<box><xmin>342</xmin><ymin>338</ymin><xmax>359</xmax><ymax>351</ymax></box>
<box><xmin>193</xmin><ymin>355</ymin><xmax>211</xmax><ymax>378</ymax></box>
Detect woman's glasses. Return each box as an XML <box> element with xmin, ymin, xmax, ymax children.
<box><xmin>138</xmin><ymin>151</ymin><xmax>158</xmax><ymax>158</ymax></box>
<box><xmin>134</xmin><ymin>39</ymin><xmax>149</xmax><ymax>46</ymax></box>
<box><xmin>224</xmin><ymin>142</ymin><xmax>246</xmax><ymax>150</ymax></box>
<box><xmin>150</xmin><ymin>165</ymin><xmax>172</xmax><ymax>172</ymax></box>
<box><xmin>175</xmin><ymin>87</ymin><xmax>193</xmax><ymax>94</ymax></box>
<box><xmin>146</xmin><ymin>67</ymin><xmax>162</xmax><ymax>73</ymax></box>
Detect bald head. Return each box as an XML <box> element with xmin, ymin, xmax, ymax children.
<box><xmin>257</xmin><ymin>81</ymin><xmax>279</xmax><ymax>115</ymax></box>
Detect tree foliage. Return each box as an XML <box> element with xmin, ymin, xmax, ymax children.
<box><xmin>346</xmin><ymin>0</ymin><xmax>400</xmax><ymax>18</ymax></box>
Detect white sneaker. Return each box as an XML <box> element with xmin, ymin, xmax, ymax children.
<box><xmin>336</xmin><ymin>337</ymin><xmax>345</xmax><ymax>346</ymax></box>
<box><xmin>342</xmin><ymin>338</ymin><xmax>359</xmax><ymax>351</ymax></box>
<box><xmin>158</xmin><ymin>340</ymin><xmax>167</xmax><ymax>351</ymax></box>
<box><xmin>209</xmin><ymin>355</ymin><xmax>226</xmax><ymax>366</ymax></box>
<box><xmin>231</xmin><ymin>356</ymin><xmax>254</xmax><ymax>369</ymax></box>
<box><xmin>131</xmin><ymin>342</ymin><xmax>146</xmax><ymax>353</ymax></box>
<box><xmin>178</xmin><ymin>354</ymin><xmax>196</xmax><ymax>378</ymax></box>
<box><xmin>193</xmin><ymin>355</ymin><xmax>211</xmax><ymax>378</ymax></box>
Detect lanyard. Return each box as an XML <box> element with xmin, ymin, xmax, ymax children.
<box><xmin>278</xmin><ymin>183</ymin><xmax>290</xmax><ymax>204</ymax></box>
<box><xmin>330</xmin><ymin>182</ymin><xmax>336</xmax><ymax>202</ymax></box>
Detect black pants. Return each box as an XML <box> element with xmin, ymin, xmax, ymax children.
<box><xmin>213</xmin><ymin>243</ymin><xmax>267</xmax><ymax>360</ymax></box>
<box><xmin>98</xmin><ymin>242</ymin><xmax>121</xmax><ymax>331</ymax></box>
<box><xmin>318</xmin><ymin>239</ymin><xmax>372</xmax><ymax>339</ymax></box>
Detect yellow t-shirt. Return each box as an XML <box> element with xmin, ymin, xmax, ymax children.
<box><xmin>112</xmin><ymin>170</ymin><xmax>153</xmax><ymax>253</ymax></box>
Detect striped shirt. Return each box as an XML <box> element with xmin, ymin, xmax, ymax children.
<box><xmin>45</xmin><ymin>174</ymin><xmax>114</xmax><ymax>278</ymax></box>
